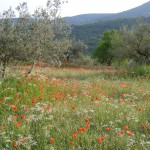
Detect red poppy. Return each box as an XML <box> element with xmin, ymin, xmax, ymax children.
<box><xmin>12</xmin><ymin>105</ymin><xmax>17</xmax><ymax>111</ymax></box>
<box><xmin>118</xmin><ymin>130</ymin><xmax>125</xmax><ymax>136</ymax></box>
<box><xmin>85</xmin><ymin>119</ymin><xmax>89</xmax><ymax>123</ymax></box>
<box><xmin>72</xmin><ymin>106</ymin><xmax>75</xmax><ymax>109</ymax></box>
<box><xmin>73</xmin><ymin>132</ymin><xmax>78</xmax><ymax>138</ymax></box>
<box><xmin>127</xmin><ymin>131</ymin><xmax>133</xmax><ymax>136</ymax></box>
<box><xmin>21</xmin><ymin>115</ymin><xmax>26</xmax><ymax>119</ymax></box>
<box><xmin>13</xmin><ymin>141</ymin><xmax>18</xmax><ymax>147</ymax></box>
<box><xmin>121</xmin><ymin>94</ymin><xmax>126</xmax><ymax>97</ymax></box>
<box><xmin>46</xmin><ymin>106</ymin><xmax>51</xmax><ymax>110</ymax></box>
<box><xmin>141</xmin><ymin>125</ymin><xmax>147</xmax><ymax>129</ymax></box>
<box><xmin>138</xmin><ymin>108</ymin><xmax>142</xmax><ymax>111</ymax></box>
<box><xmin>70</xmin><ymin>141</ymin><xmax>75</xmax><ymax>145</ymax></box>
<box><xmin>118</xmin><ymin>99</ymin><xmax>125</xmax><ymax>102</ymax></box>
<box><xmin>106</xmin><ymin>127</ymin><xmax>111</xmax><ymax>131</ymax></box>
<box><xmin>86</xmin><ymin>124</ymin><xmax>91</xmax><ymax>129</ymax></box>
<box><xmin>91</xmin><ymin>98</ymin><xmax>94</xmax><ymax>101</ymax></box>
<box><xmin>39</xmin><ymin>96</ymin><xmax>43</xmax><ymax>100</ymax></box>
<box><xmin>16</xmin><ymin>121</ymin><xmax>22</xmax><ymax>127</ymax></box>
<box><xmin>55</xmin><ymin>93</ymin><xmax>61</xmax><ymax>98</ymax></box>
<box><xmin>49</xmin><ymin>138</ymin><xmax>54</xmax><ymax>143</ymax></box>
<box><xmin>32</xmin><ymin>101</ymin><xmax>35</xmax><ymax>105</ymax></box>
<box><xmin>98</xmin><ymin>136</ymin><xmax>105</xmax><ymax>143</ymax></box>
<box><xmin>123</xmin><ymin>126</ymin><xmax>129</xmax><ymax>130</ymax></box>
<box><xmin>96</xmin><ymin>97</ymin><xmax>100</xmax><ymax>101</ymax></box>
<box><xmin>79</xmin><ymin>128</ymin><xmax>86</xmax><ymax>132</ymax></box>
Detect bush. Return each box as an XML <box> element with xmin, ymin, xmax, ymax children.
<box><xmin>71</xmin><ymin>55</ymin><xmax>94</xmax><ymax>66</ymax></box>
<box><xmin>125</xmin><ymin>65</ymin><xmax>150</xmax><ymax>78</ymax></box>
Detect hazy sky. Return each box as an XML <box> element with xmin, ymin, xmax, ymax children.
<box><xmin>0</xmin><ymin>0</ymin><xmax>149</xmax><ymax>17</ymax></box>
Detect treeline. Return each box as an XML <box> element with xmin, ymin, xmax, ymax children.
<box><xmin>0</xmin><ymin>0</ymin><xmax>88</xmax><ymax>78</ymax></box>
<box><xmin>1</xmin><ymin>0</ymin><xmax>150</xmax><ymax>78</ymax></box>
<box><xmin>72</xmin><ymin>17</ymin><xmax>150</xmax><ymax>53</ymax></box>
<box><xmin>92</xmin><ymin>19</ymin><xmax>150</xmax><ymax>65</ymax></box>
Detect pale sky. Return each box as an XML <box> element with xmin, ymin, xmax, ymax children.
<box><xmin>0</xmin><ymin>0</ymin><xmax>149</xmax><ymax>17</ymax></box>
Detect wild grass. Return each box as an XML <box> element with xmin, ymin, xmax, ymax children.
<box><xmin>0</xmin><ymin>66</ymin><xmax>150</xmax><ymax>150</ymax></box>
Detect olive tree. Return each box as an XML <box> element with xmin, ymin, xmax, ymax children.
<box><xmin>112</xmin><ymin>19</ymin><xmax>150</xmax><ymax>64</ymax></box>
<box><xmin>65</xmin><ymin>39</ymin><xmax>88</xmax><ymax>62</ymax></box>
<box><xmin>16</xmin><ymin>0</ymin><xmax>71</xmax><ymax>75</ymax></box>
<box><xmin>0</xmin><ymin>0</ymin><xmax>71</xmax><ymax>78</ymax></box>
<box><xmin>0</xmin><ymin>8</ymin><xmax>17</xmax><ymax>78</ymax></box>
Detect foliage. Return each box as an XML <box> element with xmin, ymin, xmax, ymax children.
<box><xmin>0</xmin><ymin>0</ymin><xmax>71</xmax><ymax>78</ymax></box>
<box><xmin>0</xmin><ymin>8</ymin><xmax>16</xmax><ymax>78</ymax></box>
<box><xmin>123</xmin><ymin>64</ymin><xmax>150</xmax><ymax>78</ymax></box>
<box><xmin>92</xmin><ymin>18</ymin><xmax>150</xmax><ymax>66</ymax></box>
<box><xmin>64</xmin><ymin>39</ymin><xmax>88</xmax><ymax>62</ymax></box>
<box><xmin>72</xmin><ymin>17</ymin><xmax>150</xmax><ymax>53</ymax></box>
<box><xmin>112</xmin><ymin>19</ymin><xmax>150</xmax><ymax>64</ymax></box>
<box><xmin>71</xmin><ymin>55</ymin><xmax>94</xmax><ymax>66</ymax></box>
<box><xmin>92</xmin><ymin>30</ymin><xmax>116</xmax><ymax>66</ymax></box>
<box><xmin>16</xmin><ymin>1</ymin><xmax>71</xmax><ymax>74</ymax></box>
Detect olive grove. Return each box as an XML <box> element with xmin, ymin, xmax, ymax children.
<box><xmin>0</xmin><ymin>0</ymin><xmax>71</xmax><ymax>78</ymax></box>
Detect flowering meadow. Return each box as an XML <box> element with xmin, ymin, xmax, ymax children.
<box><xmin>0</xmin><ymin>66</ymin><xmax>150</xmax><ymax>150</ymax></box>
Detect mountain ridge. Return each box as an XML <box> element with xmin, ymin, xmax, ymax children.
<box><xmin>63</xmin><ymin>1</ymin><xmax>150</xmax><ymax>25</ymax></box>
<box><xmin>63</xmin><ymin>13</ymin><xmax>113</xmax><ymax>25</ymax></box>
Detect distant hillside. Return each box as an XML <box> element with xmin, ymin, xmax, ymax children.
<box><xmin>64</xmin><ymin>1</ymin><xmax>150</xmax><ymax>25</ymax></box>
<box><xmin>108</xmin><ymin>1</ymin><xmax>150</xmax><ymax>20</ymax></box>
<box><xmin>63</xmin><ymin>13</ymin><xmax>113</xmax><ymax>25</ymax></box>
<box><xmin>72</xmin><ymin>17</ymin><xmax>150</xmax><ymax>53</ymax></box>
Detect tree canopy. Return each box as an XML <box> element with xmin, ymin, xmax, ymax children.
<box><xmin>92</xmin><ymin>30</ymin><xmax>116</xmax><ymax>66</ymax></box>
<box><xmin>0</xmin><ymin>0</ymin><xmax>71</xmax><ymax>78</ymax></box>
<box><xmin>93</xmin><ymin>19</ymin><xmax>150</xmax><ymax>66</ymax></box>
<box><xmin>112</xmin><ymin>19</ymin><xmax>150</xmax><ymax>64</ymax></box>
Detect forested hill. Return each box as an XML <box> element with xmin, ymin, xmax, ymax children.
<box><xmin>71</xmin><ymin>17</ymin><xmax>150</xmax><ymax>53</ymax></box>
<box><xmin>63</xmin><ymin>14</ymin><xmax>113</xmax><ymax>25</ymax></box>
<box><xmin>107</xmin><ymin>1</ymin><xmax>150</xmax><ymax>20</ymax></box>
<box><xmin>64</xmin><ymin>1</ymin><xmax>150</xmax><ymax>25</ymax></box>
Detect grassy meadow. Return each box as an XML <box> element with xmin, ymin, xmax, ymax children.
<box><xmin>0</xmin><ymin>65</ymin><xmax>150</xmax><ymax>150</ymax></box>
